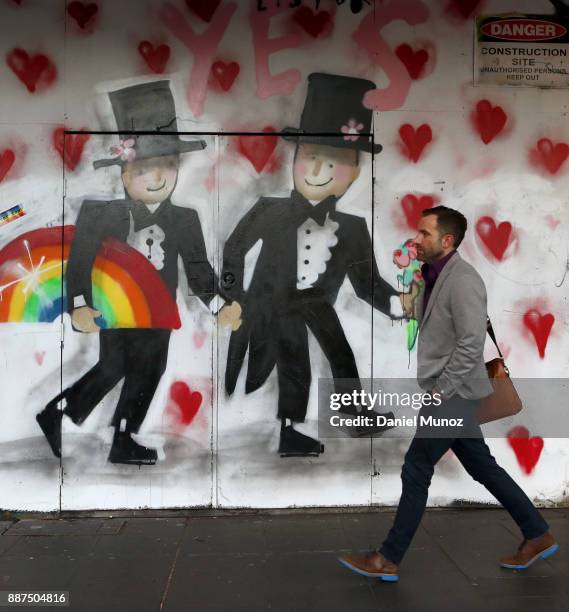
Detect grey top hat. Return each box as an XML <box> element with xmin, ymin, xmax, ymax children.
<box><xmin>282</xmin><ymin>73</ymin><xmax>382</xmax><ymax>154</ymax></box>
<box><xmin>93</xmin><ymin>80</ymin><xmax>206</xmax><ymax>169</ymax></box>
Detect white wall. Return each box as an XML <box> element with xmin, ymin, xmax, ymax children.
<box><xmin>0</xmin><ymin>0</ymin><xmax>567</xmax><ymax>510</ymax></box>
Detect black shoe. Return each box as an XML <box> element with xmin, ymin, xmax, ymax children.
<box><xmin>36</xmin><ymin>392</ymin><xmax>66</xmax><ymax>458</ymax></box>
<box><xmin>108</xmin><ymin>432</ymin><xmax>158</xmax><ymax>465</ymax></box>
<box><xmin>278</xmin><ymin>426</ymin><xmax>324</xmax><ymax>458</ymax></box>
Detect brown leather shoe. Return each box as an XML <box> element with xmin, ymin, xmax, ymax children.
<box><xmin>500</xmin><ymin>532</ymin><xmax>559</xmax><ymax>569</ymax></box>
<box><xmin>338</xmin><ymin>551</ymin><xmax>399</xmax><ymax>582</ymax></box>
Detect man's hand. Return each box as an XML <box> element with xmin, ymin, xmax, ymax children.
<box><xmin>71</xmin><ymin>306</ymin><xmax>101</xmax><ymax>333</ymax></box>
<box><xmin>218</xmin><ymin>302</ymin><xmax>242</xmax><ymax>331</ymax></box>
<box><xmin>430</xmin><ymin>386</ymin><xmax>445</xmax><ymax>403</ymax></box>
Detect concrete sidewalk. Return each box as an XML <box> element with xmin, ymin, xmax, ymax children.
<box><xmin>0</xmin><ymin>508</ymin><xmax>566</xmax><ymax>611</ymax></box>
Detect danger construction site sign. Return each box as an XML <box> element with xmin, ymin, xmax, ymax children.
<box><xmin>475</xmin><ymin>13</ymin><xmax>569</xmax><ymax>88</ymax></box>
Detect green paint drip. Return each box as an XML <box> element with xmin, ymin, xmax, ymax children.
<box><xmin>406</xmin><ymin>319</ymin><xmax>419</xmax><ymax>352</ymax></box>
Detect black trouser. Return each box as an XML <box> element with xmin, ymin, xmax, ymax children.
<box><xmin>276</xmin><ymin>300</ymin><xmax>360</xmax><ymax>422</ymax></box>
<box><xmin>379</xmin><ymin>397</ymin><xmax>549</xmax><ymax>564</ymax></box>
<box><xmin>64</xmin><ymin>329</ymin><xmax>171</xmax><ymax>434</ymax></box>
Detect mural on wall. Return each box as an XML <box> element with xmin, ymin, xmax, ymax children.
<box><xmin>0</xmin><ymin>0</ymin><xmax>567</xmax><ymax>509</ymax></box>
<box><xmin>31</xmin><ymin>81</ymin><xmax>239</xmax><ymax>466</ymax></box>
<box><xmin>393</xmin><ymin>239</ymin><xmax>423</xmax><ymax>351</ymax></box>
<box><xmin>221</xmin><ymin>73</ymin><xmax>409</xmax><ymax>457</ymax></box>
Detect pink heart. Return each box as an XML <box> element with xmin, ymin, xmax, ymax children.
<box><xmin>193</xmin><ymin>331</ymin><xmax>207</xmax><ymax>349</ymax></box>
<box><xmin>34</xmin><ymin>351</ymin><xmax>46</xmax><ymax>366</ymax></box>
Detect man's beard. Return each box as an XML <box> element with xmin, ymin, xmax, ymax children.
<box><xmin>420</xmin><ymin>244</ymin><xmax>444</xmax><ymax>263</ymax></box>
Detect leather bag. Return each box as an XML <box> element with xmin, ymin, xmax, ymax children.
<box><xmin>478</xmin><ymin>318</ymin><xmax>522</xmax><ymax>424</ymax></box>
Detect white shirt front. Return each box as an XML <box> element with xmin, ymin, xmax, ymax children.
<box><xmin>296</xmin><ymin>212</ymin><xmax>340</xmax><ymax>290</ymax></box>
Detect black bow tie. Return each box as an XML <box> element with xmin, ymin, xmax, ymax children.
<box><xmin>129</xmin><ymin>199</ymin><xmax>167</xmax><ymax>231</ymax></box>
<box><xmin>291</xmin><ymin>191</ymin><xmax>337</xmax><ymax>226</ymax></box>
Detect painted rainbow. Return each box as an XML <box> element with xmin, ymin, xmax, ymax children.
<box><xmin>0</xmin><ymin>226</ymin><xmax>181</xmax><ymax>329</ymax></box>
<box><xmin>0</xmin><ymin>204</ymin><xmax>26</xmax><ymax>227</ymax></box>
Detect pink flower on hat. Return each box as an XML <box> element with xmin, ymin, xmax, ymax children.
<box><xmin>341</xmin><ymin>119</ymin><xmax>364</xmax><ymax>142</ymax></box>
<box><xmin>110</xmin><ymin>138</ymin><xmax>136</xmax><ymax>162</ymax></box>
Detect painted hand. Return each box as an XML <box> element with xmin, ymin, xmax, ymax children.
<box><xmin>218</xmin><ymin>302</ymin><xmax>242</xmax><ymax>331</ymax></box>
<box><xmin>71</xmin><ymin>306</ymin><xmax>101</xmax><ymax>333</ymax></box>
<box><xmin>399</xmin><ymin>281</ymin><xmax>421</xmax><ymax>319</ymax></box>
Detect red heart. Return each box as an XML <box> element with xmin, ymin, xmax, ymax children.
<box><xmin>447</xmin><ymin>0</ymin><xmax>484</xmax><ymax>19</ymax></box>
<box><xmin>399</xmin><ymin>124</ymin><xmax>433</xmax><ymax>163</ymax></box>
<box><xmin>395</xmin><ymin>44</ymin><xmax>429</xmax><ymax>80</ymax></box>
<box><xmin>67</xmin><ymin>1</ymin><xmax>98</xmax><ymax>30</ymax></box>
<box><xmin>292</xmin><ymin>7</ymin><xmax>333</xmax><ymax>38</ymax></box>
<box><xmin>34</xmin><ymin>351</ymin><xmax>46</xmax><ymax>366</ymax></box>
<box><xmin>475</xmin><ymin>216</ymin><xmax>514</xmax><ymax>261</ymax></box>
<box><xmin>523</xmin><ymin>309</ymin><xmax>554</xmax><ymax>359</ymax></box>
<box><xmin>211</xmin><ymin>60</ymin><xmax>240</xmax><ymax>92</ymax></box>
<box><xmin>507</xmin><ymin>426</ymin><xmax>544</xmax><ymax>475</ymax></box>
<box><xmin>186</xmin><ymin>0</ymin><xmax>220</xmax><ymax>23</ymax></box>
<box><xmin>533</xmin><ymin>139</ymin><xmax>569</xmax><ymax>175</ymax></box>
<box><xmin>401</xmin><ymin>194</ymin><xmax>435</xmax><ymax>230</ymax></box>
<box><xmin>52</xmin><ymin>127</ymin><xmax>90</xmax><ymax>172</ymax></box>
<box><xmin>0</xmin><ymin>149</ymin><xmax>16</xmax><ymax>182</ymax></box>
<box><xmin>472</xmin><ymin>100</ymin><xmax>507</xmax><ymax>145</ymax></box>
<box><xmin>238</xmin><ymin>127</ymin><xmax>278</xmax><ymax>174</ymax></box>
<box><xmin>138</xmin><ymin>42</ymin><xmax>170</xmax><ymax>74</ymax></box>
<box><xmin>6</xmin><ymin>49</ymin><xmax>57</xmax><ymax>93</ymax></box>
<box><xmin>170</xmin><ymin>381</ymin><xmax>202</xmax><ymax>426</ymax></box>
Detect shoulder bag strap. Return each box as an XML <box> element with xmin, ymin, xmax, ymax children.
<box><xmin>486</xmin><ymin>316</ymin><xmax>504</xmax><ymax>360</ymax></box>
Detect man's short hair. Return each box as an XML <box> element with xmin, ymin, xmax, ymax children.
<box><xmin>422</xmin><ymin>206</ymin><xmax>467</xmax><ymax>248</ymax></box>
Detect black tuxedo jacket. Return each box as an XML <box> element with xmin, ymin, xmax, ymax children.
<box><xmin>66</xmin><ymin>198</ymin><xmax>218</xmax><ymax>312</ymax></box>
<box><xmin>221</xmin><ymin>190</ymin><xmax>398</xmax><ymax>394</ymax></box>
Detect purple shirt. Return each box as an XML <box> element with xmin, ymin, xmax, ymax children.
<box><xmin>422</xmin><ymin>250</ymin><xmax>456</xmax><ymax>313</ymax></box>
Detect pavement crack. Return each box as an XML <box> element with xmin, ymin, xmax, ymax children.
<box><xmin>159</xmin><ymin>520</ymin><xmax>188</xmax><ymax>611</ymax></box>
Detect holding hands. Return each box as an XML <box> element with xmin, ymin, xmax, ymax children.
<box><xmin>218</xmin><ymin>301</ymin><xmax>242</xmax><ymax>331</ymax></box>
<box><xmin>71</xmin><ymin>306</ymin><xmax>101</xmax><ymax>333</ymax></box>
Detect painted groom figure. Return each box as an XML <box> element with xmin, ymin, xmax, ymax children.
<box><xmin>37</xmin><ymin>81</ymin><xmax>237</xmax><ymax>465</ymax></box>
<box><xmin>221</xmin><ymin>74</ymin><xmax>404</xmax><ymax>457</ymax></box>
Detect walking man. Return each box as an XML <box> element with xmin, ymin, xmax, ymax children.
<box><xmin>339</xmin><ymin>206</ymin><xmax>558</xmax><ymax>581</ymax></box>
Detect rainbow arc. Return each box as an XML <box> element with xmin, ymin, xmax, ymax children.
<box><xmin>0</xmin><ymin>227</ymin><xmax>180</xmax><ymax>329</ymax></box>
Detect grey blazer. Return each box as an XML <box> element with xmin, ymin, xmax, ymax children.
<box><xmin>415</xmin><ymin>252</ymin><xmax>493</xmax><ymax>400</ymax></box>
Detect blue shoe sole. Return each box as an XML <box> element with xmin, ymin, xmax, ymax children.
<box><xmin>500</xmin><ymin>543</ymin><xmax>559</xmax><ymax>569</ymax></box>
<box><xmin>338</xmin><ymin>558</ymin><xmax>399</xmax><ymax>582</ymax></box>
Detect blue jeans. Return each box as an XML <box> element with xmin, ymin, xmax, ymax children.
<box><xmin>380</xmin><ymin>398</ymin><xmax>549</xmax><ymax>565</ymax></box>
